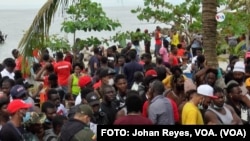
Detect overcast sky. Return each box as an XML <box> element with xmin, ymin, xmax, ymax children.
<box><xmin>1</xmin><ymin>0</ymin><xmax>184</xmax><ymax>9</ymax></box>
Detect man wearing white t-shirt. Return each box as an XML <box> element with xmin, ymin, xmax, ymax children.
<box><xmin>1</xmin><ymin>58</ymin><xmax>16</xmax><ymax>80</ymax></box>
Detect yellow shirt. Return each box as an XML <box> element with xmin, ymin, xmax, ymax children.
<box><xmin>181</xmin><ymin>102</ymin><xmax>204</xmax><ymax>125</ymax></box>
<box><xmin>162</xmin><ymin>75</ymin><xmax>187</xmax><ymax>89</ymax></box>
<box><xmin>171</xmin><ymin>33</ymin><xmax>180</xmax><ymax>46</ymax></box>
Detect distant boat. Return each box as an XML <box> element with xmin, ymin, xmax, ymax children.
<box><xmin>0</xmin><ymin>31</ymin><xmax>7</xmax><ymax>44</ymax></box>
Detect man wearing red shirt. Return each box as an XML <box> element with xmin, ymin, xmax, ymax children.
<box><xmin>54</xmin><ymin>51</ymin><xmax>72</xmax><ymax>94</ymax></box>
<box><xmin>154</xmin><ymin>26</ymin><xmax>162</xmax><ymax>57</ymax></box>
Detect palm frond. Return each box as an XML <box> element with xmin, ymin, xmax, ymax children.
<box><xmin>18</xmin><ymin>0</ymin><xmax>74</xmax><ymax>60</ymax></box>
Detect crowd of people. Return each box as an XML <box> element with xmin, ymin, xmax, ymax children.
<box><xmin>0</xmin><ymin>26</ymin><xmax>249</xmax><ymax>141</ymax></box>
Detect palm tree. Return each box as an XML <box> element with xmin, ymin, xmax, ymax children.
<box><xmin>202</xmin><ymin>0</ymin><xmax>218</xmax><ymax>68</ymax></box>
<box><xmin>17</xmin><ymin>0</ymin><xmax>72</xmax><ymax>60</ymax></box>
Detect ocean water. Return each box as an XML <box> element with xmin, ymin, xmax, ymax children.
<box><xmin>0</xmin><ymin>2</ymin><xmax>167</xmax><ymax>62</ymax></box>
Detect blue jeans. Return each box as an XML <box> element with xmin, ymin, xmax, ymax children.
<box><xmin>155</xmin><ymin>44</ymin><xmax>161</xmax><ymax>56</ymax></box>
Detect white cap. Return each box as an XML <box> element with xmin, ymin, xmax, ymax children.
<box><xmin>197</xmin><ymin>84</ymin><xmax>218</xmax><ymax>99</ymax></box>
<box><xmin>233</xmin><ymin>61</ymin><xmax>245</xmax><ymax>73</ymax></box>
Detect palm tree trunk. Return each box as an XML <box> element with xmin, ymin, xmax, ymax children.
<box><xmin>202</xmin><ymin>0</ymin><xmax>218</xmax><ymax>68</ymax></box>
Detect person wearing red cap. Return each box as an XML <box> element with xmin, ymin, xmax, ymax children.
<box><xmin>0</xmin><ymin>99</ymin><xmax>32</xmax><ymax>141</ymax></box>
<box><xmin>74</xmin><ymin>75</ymin><xmax>93</xmax><ymax>106</ymax></box>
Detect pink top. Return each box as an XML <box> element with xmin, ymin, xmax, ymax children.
<box><xmin>159</xmin><ymin>46</ymin><xmax>169</xmax><ymax>63</ymax></box>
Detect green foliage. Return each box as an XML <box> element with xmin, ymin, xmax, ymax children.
<box><xmin>218</xmin><ymin>0</ymin><xmax>250</xmax><ymax>35</ymax></box>
<box><xmin>45</xmin><ymin>34</ymin><xmax>70</xmax><ymax>52</ymax></box>
<box><xmin>72</xmin><ymin>37</ymin><xmax>109</xmax><ymax>50</ymax></box>
<box><xmin>110</xmin><ymin>30</ymin><xmax>152</xmax><ymax>48</ymax></box>
<box><xmin>218</xmin><ymin>12</ymin><xmax>250</xmax><ymax>36</ymax></box>
<box><xmin>61</xmin><ymin>0</ymin><xmax>121</xmax><ymax>34</ymax></box>
<box><xmin>131</xmin><ymin>0</ymin><xmax>202</xmax><ymax>41</ymax></box>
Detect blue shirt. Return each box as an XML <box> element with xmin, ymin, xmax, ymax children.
<box><xmin>88</xmin><ymin>56</ymin><xmax>99</xmax><ymax>76</ymax></box>
<box><xmin>123</xmin><ymin>61</ymin><xmax>143</xmax><ymax>89</ymax></box>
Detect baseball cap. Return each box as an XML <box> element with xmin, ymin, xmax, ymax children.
<box><xmin>197</xmin><ymin>84</ymin><xmax>218</xmax><ymax>99</ymax></box>
<box><xmin>7</xmin><ymin>99</ymin><xmax>32</xmax><ymax>114</ymax></box>
<box><xmin>86</xmin><ymin>92</ymin><xmax>100</xmax><ymax>106</ymax></box>
<box><xmin>99</xmin><ymin>68</ymin><xmax>116</xmax><ymax>78</ymax></box>
<box><xmin>145</xmin><ymin>69</ymin><xmax>158</xmax><ymax>77</ymax></box>
<box><xmin>76</xmin><ymin>104</ymin><xmax>93</xmax><ymax>117</ymax></box>
<box><xmin>78</xmin><ymin>75</ymin><xmax>92</xmax><ymax>88</ymax></box>
<box><xmin>10</xmin><ymin>85</ymin><xmax>27</xmax><ymax>98</ymax></box>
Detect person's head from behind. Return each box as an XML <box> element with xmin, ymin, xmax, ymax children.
<box><xmin>3</xmin><ymin>58</ymin><xmax>16</xmax><ymax>73</ymax></box>
<box><xmin>14</xmin><ymin>70</ymin><xmax>23</xmax><ymax>81</ymax></box>
<box><xmin>52</xmin><ymin>115</ymin><xmax>68</xmax><ymax>135</ymax></box>
<box><xmin>156</xmin><ymin>57</ymin><xmax>163</xmax><ymax>65</ymax></box>
<box><xmin>156</xmin><ymin>26</ymin><xmax>161</xmax><ymax>31</ymax></box>
<box><xmin>100</xmin><ymin>56</ymin><xmax>108</xmax><ymax>66</ymax></box>
<box><xmin>126</xmin><ymin>91</ymin><xmax>143</xmax><ymax>114</ymax></box>
<box><xmin>55</xmin><ymin>51</ymin><xmax>64</xmax><ymax>62</ymax></box>
<box><xmin>48</xmin><ymin>73</ymin><xmax>58</xmax><ymax>88</ymax></box>
<box><xmin>143</xmin><ymin>53</ymin><xmax>152</xmax><ymax>64</ymax></box>
<box><xmin>12</xmin><ymin>49</ymin><xmax>19</xmax><ymax>59</ymax></box>
<box><xmin>185</xmin><ymin>89</ymin><xmax>197</xmax><ymax>101</ymax></box>
<box><xmin>177</xmin><ymin>44</ymin><xmax>182</xmax><ymax>49</ymax></box>
<box><xmin>148</xmin><ymin>80</ymin><xmax>165</xmax><ymax>100</ymax></box>
<box><xmin>114</xmin><ymin>74</ymin><xmax>127</xmax><ymax>94</ymax></box>
<box><xmin>42</xmin><ymin>53</ymin><xmax>50</xmax><ymax>62</ymax></box>
<box><xmin>134</xmin><ymin>71</ymin><xmax>144</xmax><ymax>83</ymax></box>
<box><xmin>32</xmin><ymin>63</ymin><xmax>42</xmax><ymax>74</ymax></box>
<box><xmin>128</xmin><ymin>50</ymin><xmax>137</xmax><ymax>61</ymax></box>
<box><xmin>212</xmin><ymin>87</ymin><xmax>225</xmax><ymax>109</ymax></box>
<box><xmin>10</xmin><ymin>85</ymin><xmax>28</xmax><ymax>101</ymax></box>
<box><xmin>74</xmin><ymin>104</ymin><xmax>93</xmax><ymax>125</ymax></box>
<box><xmin>86</xmin><ymin>92</ymin><xmax>100</xmax><ymax>114</ymax></box>
<box><xmin>93</xmin><ymin>47</ymin><xmax>100</xmax><ymax>55</ymax></box>
<box><xmin>41</xmin><ymin>101</ymin><xmax>57</xmax><ymax>121</ymax></box>
<box><xmin>196</xmin><ymin>54</ymin><xmax>205</xmax><ymax>67</ymax></box>
<box><xmin>47</xmin><ymin>88</ymin><xmax>61</xmax><ymax>108</ymax></box>
<box><xmin>45</xmin><ymin>63</ymin><xmax>54</xmax><ymax>74</ymax></box>
<box><xmin>80</xmin><ymin>87</ymin><xmax>94</xmax><ymax>104</ymax></box>
<box><xmin>100</xmin><ymin>85</ymin><xmax>116</xmax><ymax>103</ymax></box>
<box><xmin>171</xmin><ymin>45</ymin><xmax>177</xmax><ymax>55</ymax></box>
